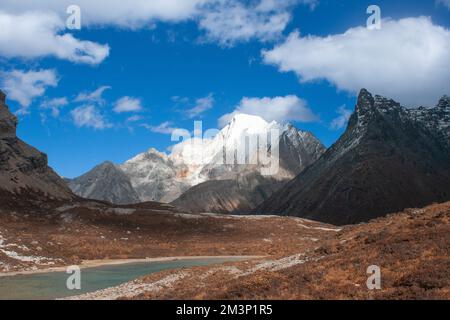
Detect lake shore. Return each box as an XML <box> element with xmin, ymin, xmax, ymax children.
<box><xmin>0</xmin><ymin>255</ymin><xmax>262</xmax><ymax>278</ymax></box>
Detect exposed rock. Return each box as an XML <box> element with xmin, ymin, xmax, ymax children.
<box><xmin>120</xmin><ymin>148</ymin><xmax>190</xmax><ymax>203</ymax></box>
<box><xmin>255</xmin><ymin>89</ymin><xmax>450</xmax><ymax>225</ymax></box>
<box><xmin>68</xmin><ymin>161</ymin><xmax>140</xmax><ymax>204</ymax></box>
<box><xmin>172</xmin><ymin>172</ymin><xmax>286</xmax><ymax>214</ymax></box>
<box><xmin>0</xmin><ymin>90</ymin><xmax>73</xmax><ymax>200</ymax></box>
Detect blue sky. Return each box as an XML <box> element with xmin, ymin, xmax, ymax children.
<box><xmin>1</xmin><ymin>0</ymin><xmax>450</xmax><ymax>178</ymax></box>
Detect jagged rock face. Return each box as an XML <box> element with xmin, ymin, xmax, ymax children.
<box><xmin>68</xmin><ymin>161</ymin><xmax>140</xmax><ymax>204</ymax></box>
<box><xmin>278</xmin><ymin>124</ymin><xmax>326</xmax><ymax>176</ymax></box>
<box><xmin>0</xmin><ymin>91</ymin><xmax>18</xmax><ymax>139</ymax></box>
<box><xmin>120</xmin><ymin>149</ymin><xmax>190</xmax><ymax>203</ymax></box>
<box><xmin>0</xmin><ymin>91</ymin><xmax>73</xmax><ymax>200</ymax></box>
<box><xmin>255</xmin><ymin>89</ymin><xmax>450</xmax><ymax>225</ymax></box>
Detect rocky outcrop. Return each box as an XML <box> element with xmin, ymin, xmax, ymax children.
<box><xmin>255</xmin><ymin>89</ymin><xmax>450</xmax><ymax>225</ymax></box>
<box><xmin>68</xmin><ymin>161</ymin><xmax>140</xmax><ymax>204</ymax></box>
<box><xmin>0</xmin><ymin>90</ymin><xmax>73</xmax><ymax>200</ymax></box>
<box><xmin>120</xmin><ymin>148</ymin><xmax>190</xmax><ymax>203</ymax></box>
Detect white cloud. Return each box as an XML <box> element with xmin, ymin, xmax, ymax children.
<box><xmin>197</xmin><ymin>0</ymin><xmax>317</xmax><ymax>45</ymax></box>
<box><xmin>0</xmin><ymin>69</ymin><xmax>58</xmax><ymax>113</ymax></box>
<box><xmin>437</xmin><ymin>0</ymin><xmax>450</xmax><ymax>9</ymax></box>
<box><xmin>126</xmin><ymin>115</ymin><xmax>143</xmax><ymax>123</ymax></box>
<box><xmin>40</xmin><ymin>97</ymin><xmax>69</xmax><ymax>117</ymax></box>
<box><xmin>0</xmin><ymin>0</ymin><xmax>207</xmax><ymax>28</ymax></box>
<box><xmin>198</xmin><ymin>0</ymin><xmax>292</xmax><ymax>45</ymax></box>
<box><xmin>185</xmin><ymin>93</ymin><xmax>214</xmax><ymax>118</ymax></box>
<box><xmin>0</xmin><ymin>1</ymin><xmax>313</xmax><ymax>52</ymax></box>
<box><xmin>262</xmin><ymin>17</ymin><xmax>450</xmax><ymax>107</ymax></box>
<box><xmin>113</xmin><ymin>96</ymin><xmax>143</xmax><ymax>113</ymax></box>
<box><xmin>0</xmin><ymin>11</ymin><xmax>109</xmax><ymax>65</ymax></box>
<box><xmin>74</xmin><ymin>86</ymin><xmax>111</xmax><ymax>104</ymax></box>
<box><xmin>330</xmin><ymin>105</ymin><xmax>352</xmax><ymax>130</ymax></box>
<box><xmin>71</xmin><ymin>105</ymin><xmax>111</xmax><ymax>129</ymax></box>
<box><xmin>143</xmin><ymin>121</ymin><xmax>182</xmax><ymax>135</ymax></box>
<box><xmin>218</xmin><ymin>95</ymin><xmax>318</xmax><ymax>127</ymax></box>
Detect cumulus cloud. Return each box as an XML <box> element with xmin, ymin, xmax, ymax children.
<box><xmin>218</xmin><ymin>95</ymin><xmax>318</xmax><ymax>127</ymax></box>
<box><xmin>198</xmin><ymin>0</ymin><xmax>292</xmax><ymax>45</ymax></box>
<box><xmin>0</xmin><ymin>1</ymin><xmax>314</xmax><ymax>51</ymax></box>
<box><xmin>262</xmin><ymin>17</ymin><xmax>450</xmax><ymax>106</ymax></box>
<box><xmin>0</xmin><ymin>0</ymin><xmax>207</xmax><ymax>28</ymax></box>
<box><xmin>185</xmin><ymin>93</ymin><xmax>214</xmax><ymax>118</ymax></box>
<box><xmin>40</xmin><ymin>97</ymin><xmax>69</xmax><ymax>117</ymax></box>
<box><xmin>0</xmin><ymin>11</ymin><xmax>109</xmax><ymax>65</ymax></box>
<box><xmin>74</xmin><ymin>86</ymin><xmax>111</xmax><ymax>104</ymax></box>
<box><xmin>113</xmin><ymin>96</ymin><xmax>143</xmax><ymax>113</ymax></box>
<box><xmin>71</xmin><ymin>105</ymin><xmax>111</xmax><ymax>129</ymax></box>
<box><xmin>0</xmin><ymin>69</ymin><xmax>58</xmax><ymax>113</ymax></box>
<box><xmin>330</xmin><ymin>105</ymin><xmax>352</xmax><ymax>130</ymax></box>
<box><xmin>197</xmin><ymin>0</ymin><xmax>316</xmax><ymax>45</ymax></box>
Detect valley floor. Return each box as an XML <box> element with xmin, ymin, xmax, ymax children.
<box><xmin>0</xmin><ymin>195</ymin><xmax>448</xmax><ymax>300</ymax></box>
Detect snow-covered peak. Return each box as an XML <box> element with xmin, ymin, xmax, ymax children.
<box><xmin>221</xmin><ymin>113</ymin><xmax>287</xmax><ymax>139</ymax></box>
<box><xmin>226</xmin><ymin>113</ymin><xmax>273</xmax><ymax>133</ymax></box>
<box><xmin>70</xmin><ymin>113</ymin><xmax>325</xmax><ymax>204</ymax></box>
<box><xmin>125</xmin><ymin>147</ymin><xmax>169</xmax><ymax>165</ymax></box>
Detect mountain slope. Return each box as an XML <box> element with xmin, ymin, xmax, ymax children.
<box><xmin>68</xmin><ymin>161</ymin><xmax>140</xmax><ymax>204</ymax></box>
<box><xmin>172</xmin><ymin>172</ymin><xmax>286</xmax><ymax>214</ymax></box>
<box><xmin>255</xmin><ymin>89</ymin><xmax>450</xmax><ymax>225</ymax></box>
<box><xmin>0</xmin><ymin>90</ymin><xmax>72</xmax><ymax>201</ymax></box>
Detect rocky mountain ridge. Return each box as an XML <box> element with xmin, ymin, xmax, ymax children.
<box><xmin>255</xmin><ymin>89</ymin><xmax>450</xmax><ymax>225</ymax></box>
<box><xmin>0</xmin><ymin>90</ymin><xmax>73</xmax><ymax>200</ymax></box>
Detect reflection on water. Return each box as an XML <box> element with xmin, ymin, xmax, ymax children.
<box><xmin>0</xmin><ymin>257</ymin><xmax>245</xmax><ymax>300</ymax></box>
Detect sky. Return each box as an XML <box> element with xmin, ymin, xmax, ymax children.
<box><xmin>0</xmin><ymin>0</ymin><xmax>449</xmax><ymax>178</ymax></box>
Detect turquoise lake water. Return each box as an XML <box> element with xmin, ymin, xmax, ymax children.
<box><xmin>0</xmin><ymin>257</ymin><xmax>246</xmax><ymax>300</ymax></box>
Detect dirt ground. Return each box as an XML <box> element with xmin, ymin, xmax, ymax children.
<box><xmin>0</xmin><ymin>193</ymin><xmax>337</xmax><ymax>274</ymax></box>
<box><xmin>0</xmin><ymin>191</ymin><xmax>448</xmax><ymax>300</ymax></box>
<box><xmin>125</xmin><ymin>202</ymin><xmax>449</xmax><ymax>300</ymax></box>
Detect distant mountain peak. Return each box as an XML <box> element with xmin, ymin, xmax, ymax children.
<box><xmin>98</xmin><ymin>161</ymin><xmax>116</xmax><ymax>168</ymax></box>
<box><xmin>230</xmin><ymin>113</ymin><xmax>268</xmax><ymax>124</ymax></box>
<box><xmin>356</xmin><ymin>88</ymin><xmax>375</xmax><ymax>110</ymax></box>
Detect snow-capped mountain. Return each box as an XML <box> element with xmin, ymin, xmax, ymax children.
<box><xmin>171</xmin><ymin>114</ymin><xmax>325</xmax><ymax>213</ymax></box>
<box><xmin>171</xmin><ymin>113</ymin><xmax>324</xmax><ymax>181</ymax></box>
<box><xmin>255</xmin><ymin>89</ymin><xmax>450</xmax><ymax>225</ymax></box>
<box><xmin>69</xmin><ymin>114</ymin><xmax>325</xmax><ymax>206</ymax></box>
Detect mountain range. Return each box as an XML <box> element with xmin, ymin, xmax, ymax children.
<box><xmin>255</xmin><ymin>89</ymin><xmax>450</xmax><ymax>225</ymax></box>
<box><xmin>68</xmin><ymin>114</ymin><xmax>325</xmax><ymax>212</ymax></box>
<box><xmin>0</xmin><ymin>88</ymin><xmax>449</xmax><ymax>225</ymax></box>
